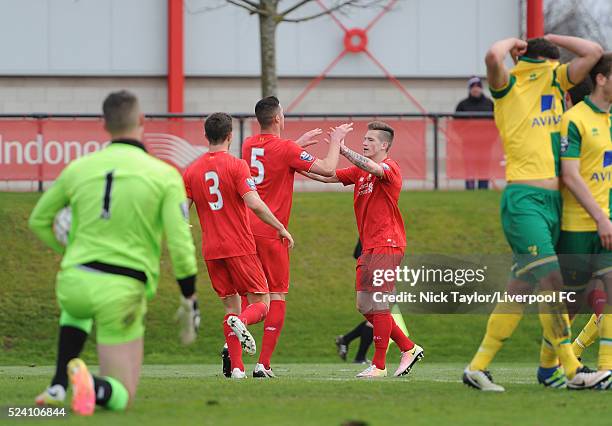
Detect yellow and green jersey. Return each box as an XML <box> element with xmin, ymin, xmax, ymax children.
<box><xmin>560</xmin><ymin>97</ymin><xmax>612</xmax><ymax>231</ymax></box>
<box><xmin>29</xmin><ymin>140</ymin><xmax>198</xmax><ymax>299</ymax></box>
<box><xmin>491</xmin><ymin>57</ymin><xmax>574</xmax><ymax>181</ymax></box>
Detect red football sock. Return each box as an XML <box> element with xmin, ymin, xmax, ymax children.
<box><xmin>238</xmin><ymin>301</ymin><xmax>268</xmax><ymax>325</ymax></box>
<box><xmin>390</xmin><ymin>319</ymin><xmax>415</xmax><ymax>352</ymax></box>
<box><xmin>370</xmin><ymin>313</ymin><xmax>393</xmax><ymax>370</ymax></box>
<box><xmin>223</xmin><ymin>314</ymin><xmax>244</xmax><ymax>371</ymax></box>
<box><xmin>240</xmin><ymin>295</ymin><xmax>249</xmax><ymax>312</ymax></box>
<box><xmin>588</xmin><ymin>289</ymin><xmax>607</xmax><ymax>317</ymax></box>
<box><xmin>258</xmin><ymin>300</ymin><xmax>286</xmax><ymax>369</ymax></box>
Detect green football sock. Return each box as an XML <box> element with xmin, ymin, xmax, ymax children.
<box><xmin>93</xmin><ymin>375</ymin><xmax>129</xmax><ymax>411</ymax></box>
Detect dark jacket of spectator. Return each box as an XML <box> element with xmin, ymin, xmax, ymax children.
<box><xmin>455</xmin><ymin>76</ymin><xmax>493</xmax><ymax>190</ymax></box>
<box><xmin>455</xmin><ymin>76</ymin><xmax>493</xmax><ymax>114</ymax></box>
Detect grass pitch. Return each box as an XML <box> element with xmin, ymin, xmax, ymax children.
<box><xmin>1</xmin><ymin>190</ymin><xmax>560</xmax><ymax>365</ymax></box>
<box><xmin>1</xmin><ymin>363</ymin><xmax>609</xmax><ymax>426</ymax></box>
<box><xmin>0</xmin><ymin>191</ymin><xmax>606</xmax><ymax>425</ymax></box>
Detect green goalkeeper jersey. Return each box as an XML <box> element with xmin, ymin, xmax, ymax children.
<box><xmin>29</xmin><ymin>139</ymin><xmax>197</xmax><ymax>299</ymax></box>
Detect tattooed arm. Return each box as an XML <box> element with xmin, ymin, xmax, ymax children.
<box><xmin>298</xmin><ymin>170</ymin><xmax>340</xmax><ymax>183</ymax></box>
<box><xmin>340</xmin><ymin>144</ymin><xmax>385</xmax><ymax>177</ymax></box>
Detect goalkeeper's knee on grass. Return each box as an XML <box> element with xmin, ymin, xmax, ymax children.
<box><xmin>93</xmin><ymin>376</ymin><xmax>129</xmax><ymax>411</ymax></box>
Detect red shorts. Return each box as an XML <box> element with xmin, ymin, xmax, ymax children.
<box><xmin>205</xmin><ymin>254</ymin><xmax>269</xmax><ymax>298</ymax></box>
<box><xmin>254</xmin><ymin>235</ymin><xmax>290</xmax><ymax>294</ymax></box>
<box><xmin>356</xmin><ymin>247</ymin><xmax>405</xmax><ymax>292</ymax></box>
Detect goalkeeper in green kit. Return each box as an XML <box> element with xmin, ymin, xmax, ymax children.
<box><xmin>29</xmin><ymin>90</ymin><xmax>199</xmax><ymax>416</ymax></box>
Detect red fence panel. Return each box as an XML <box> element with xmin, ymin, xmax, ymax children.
<box><xmin>250</xmin><ymin>119</ymin><xmax>427</xmax><ymax>180</ymax></box>
<box><xmin>39</xmin><ymin>119</ymin><xmax>108</xmax><ymax>180</ymax></box>
<box><xmin>0</xmin><ymin>119</ymin><xmax>42</xmax><ymax>180</ymax></box>
<box><xmin>142</xmin><ymin>119</ymin><xmax>208</xmax><ymax>170</ymax></box>
<box><xmin>0</xmin><ymin>115</ymin><xmax>505</xmax><ymax>186</ymax></box>
<box><xmin>0</xmin><ymin>118</ymin><xmax>210</xmax><ymax>181</ymax></box>
<box><xmin>445</xmin><ymin>119</ymin><xmax>505</xmax><ymax>180</ymax></box>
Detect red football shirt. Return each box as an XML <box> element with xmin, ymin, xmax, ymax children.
<box><xmin>183</xmin><ymin>151</ymin><xmax>257</xmax><ymax>260</ymax></box>
<box><xmin>335</xmin><ymin>158</ymin><xmax>406</xmax><ymax>250</ymax></box>
<box><xmin>242</xmin><ymin>133</ymin><xmax>317</xmax><ymax>238</ymax></box>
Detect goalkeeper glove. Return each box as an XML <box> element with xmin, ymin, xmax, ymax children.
<box><xmin>175</xmin><ymin>297</ymin><xmax>200</xmax><ymax>345</ymax></box>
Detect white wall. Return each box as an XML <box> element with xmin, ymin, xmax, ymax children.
<box><xmin>0</xmin><ymin>0</ymin><xmax>519</xmax><ymax>77</ymax></box>
<box><xmin>0</xmin><ymin>76</ymin><xmax>474</xmax><ymax>114</ymax></box>
<box><xmin>0</xmin><ymin>0</ymin><xmax>166</xmax><ymax>75</ymax></box>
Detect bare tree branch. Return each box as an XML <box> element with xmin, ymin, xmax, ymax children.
<box><xmin>281</xmin><ymin>0</ymin><xmax>385</xmax><ymax>23</ymax></box>
<box><xmin>281</xmin><ymin>0</ymin><xmax>357</xmax><ymax>23</ymax></box>
<box><xmin>226</xmin><ymin>0</ymin><xmax>265</xmax><ymax>15</ymax></box>
<box><xmin>184</xmin><ymin>0</ymin><xmax>228</xmax><ymax>14</ymax></box>
<box><xmin>239</xmin><ymin>0</ymin><xmax>262</xmax><ymax>8</ymax></box>
<box><xmin>279</xmin><ymin>0</ymin><xmax>313</xmax><ymax>17</ymax></box>
<box><xmin>222</xmin><ymin>0</ymin><xmax>390</xmax><ymax>96</ymax></box>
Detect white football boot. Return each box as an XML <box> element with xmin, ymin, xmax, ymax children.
<box><xmin>463</xmin><ymin>366</ymin><xmax>505</xmax><ymax>392</ymax></box>
<box><xmin>566</xmin><ymin>366</ymin><xmax>611</xmax><ymax>390</ymax></box>
<box><xmin>253</xmin><ymin>363</ymin><xmax>276</xmax><ymax>378</ymax></box>
<box><xmin>356</xmin><ymin>365</ymin><xmax>388</xmax><ymax>378</ymax></box>
<box><xmin>594</xmin><ymin>371</ymin><xmax>612</xmax><ymax>390</ymax></box>
<box><xmin>230</xmin><ymin>368</ymin><xmax>247</xmax><ymax>379</ymax></box>
<box><xmin>394</xmin><ymin>344</ymin><xmax>424</xmax><ymax>377</ymax></box>
<box><xmin>35</xmin><ymin>384</ymin><xmax>66</xmax><ymax>406</ymax></box>
<box><xmin>226</xmin><ymin>316</ymin><xmax>256</xmax><ymax>355</ymax></box>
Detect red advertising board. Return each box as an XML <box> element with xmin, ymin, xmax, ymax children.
<box><xmin>444</xmin><ymin>119</ymin><xmax>505</xmax><ymax>180</ymax></box>
<box><xmin>250</xmin><ymin>119</ymin><xmax>427</xmax><ymax>180</ymax></box>
<box><xmin>0</xmin><ymin>118</ymin><xmax>209</xmax><ymax>181</ymax></box>
<box><xmin>0</xmin><ymin>119</ymin><xmax>42</xmax><ymax>180</ymax></box>
<box><xmin>2</xmin><ymin>117</ymin><xmax>505</xmax><ymax>184</ymax></box>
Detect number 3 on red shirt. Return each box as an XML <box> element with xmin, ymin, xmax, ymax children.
<box><xmin>204</xmin><ymin>171</ymin><xmax>223</xmax><ymax>211</ymax></box>
<box><xmin>251</xmin><ymin>148</ymin><xmax>265</xmax><ymax>184</ymax></box>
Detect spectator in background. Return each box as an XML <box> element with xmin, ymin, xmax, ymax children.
<box><xmin>455</xmin><ymin>76</ymin><xmax>494</xmax><ymax>190</ymax></box>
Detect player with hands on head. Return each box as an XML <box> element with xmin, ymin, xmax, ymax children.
<box><xmin>464</xmin><ymin>34</ymin><xmax>607</xmax><ymax>392</ymax></box>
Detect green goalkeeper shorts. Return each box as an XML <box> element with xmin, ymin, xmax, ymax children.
<box><xmin>501</xmin><ymin>184</ymin><xmax>562</xmax><ymax>283</ymax></box>
<box><xmin>557</xmin><ymin>230</ymin><xmax>612</xmax><ymax>290</ymax></box>
<box><xmin>56</xmin><ymin>266</ymin><xmax>147</xmax><ymax>345</ymax></box>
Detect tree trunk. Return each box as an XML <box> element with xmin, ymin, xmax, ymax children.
<box><xmin>259</xmin><ymin>0</ymin><xmax>278</xmax><ymax>97</ymax></box>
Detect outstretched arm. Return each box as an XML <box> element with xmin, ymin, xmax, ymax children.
<box><xmin>544</xmin><ymin>34</ymin><xmax>603</xmax><ymax>85</ymax></box>
<box><xmin>339</xmin><ymin>143</ymin><xmax>384</xmax><ymax>178</ymax></box>
<box><xmin>298</xmin><ymin>170</ymin><xmax>340</xmax><ymax>183</ymax></box>
<box><xmin>485</xmin><ymin>38</ymin><xmax>527</xmax><ymax>90</ymax></box>
<box><xmin>295</xmin><ymin>128</ymin><xmax>323</xmax><ymax>148</ymax></box>
<box><xmin>307</xmin><ymin>123</ymin><xmax>354</xmax><ymax>177</ymax></box>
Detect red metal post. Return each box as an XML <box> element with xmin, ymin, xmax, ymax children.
<box><xmin>526</xmin><ymin>0</ymin><xmax>544</xmax><ymax>38</ymax></box>
<box><xmin>168</xmin><ymin>0</ymin><xmax>184</xmax><ymax>113</ymax></box>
